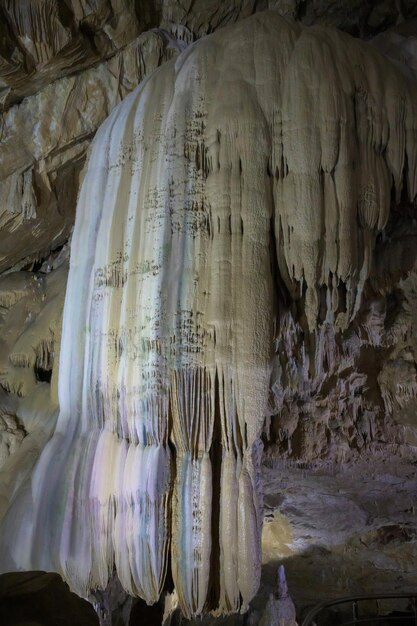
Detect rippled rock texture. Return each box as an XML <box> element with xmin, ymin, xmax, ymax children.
<box><xmin>1</xmin><ymin>2</ymin><xmax>417</xmax><ymax>624</ymax></box>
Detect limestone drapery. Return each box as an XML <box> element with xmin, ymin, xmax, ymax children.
<box><xmin>1</xmin><ymin>11</ymin><xmax>417</xmax><ymax>618</ymax></box>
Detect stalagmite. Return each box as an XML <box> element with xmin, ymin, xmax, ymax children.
<box><xmin>1</xmin><ymin>10</ymin><xmax>417</xmax><ymax>618</ymax></box>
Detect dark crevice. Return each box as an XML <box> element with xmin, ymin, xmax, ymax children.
<box><xmin>129</xmin><ymin>597</ymin><xmax>163</xmax><ymax>626</ymax></box>
<box><xmin>34</xmin><ymin>364</ymin><xmax>52</xmax><ymax>383</ymax></box>
<box><xmin>269</xmin><ymin>216</ymin><xmax>290</xmax><ymax>311</ymax></box>
<box><xmin>207</xmin><ymin>369</ymin><xmax>222</xmax><ymax>612</ymax></box>
<box><xmin>18</xmin><ymin>242</ymin><xmax>67</xmax><ymax>274</ymax></box>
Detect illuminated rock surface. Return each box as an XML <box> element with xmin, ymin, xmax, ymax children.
<box><xmin>1</xmin><ymin>3</ymin><xmax>417</xmax><ymax>625</ymax></box>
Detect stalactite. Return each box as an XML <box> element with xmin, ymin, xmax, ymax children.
<box><xmin>1</xmin><ymin>11</ymin><xmax>417</xmax><ymax>618</ymax></box>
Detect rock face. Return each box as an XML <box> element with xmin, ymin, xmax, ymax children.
<box><xmin>1</xmin><ymin>2</ymin><xmax>417</xmax><ymax>625</ymax></box>
<box><xmin>262</xmin><ymin>451</ymin><xmax>417</xmax><ymax>615</ymax></box>
<box><xmin>0</xmin><ymin>28</ymin><xmax>182</xmax><ymax>273</ymax></box>
<box><xmin>0</xmin><ymin>0</ymin><xmax>415</xmax><ymax>111</ymax></box>
<box><xmin>1</xmin><ymin>8</ymin><xmax>417</xmax><ymax>622</ymax></box>
<box><xmin>1</xmin><ymin>1</ymin><xmax>417</xmax><ymax>275</ymax></box>
<box><xmin>0</xmin><ymin>258</ymin><xmax>66</xmax><ymax>520</ymax></box>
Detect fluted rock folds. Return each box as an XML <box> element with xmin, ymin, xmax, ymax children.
<box><xmin>2</xmin><ymin>11</ymin><xmax>417</xmax><ymax>618</ymax></box>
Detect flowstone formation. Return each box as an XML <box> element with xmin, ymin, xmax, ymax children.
<box><xmin>1</xmin><ymin>10</ymin><xmax>417</xmax><ymax>620</ymax></box>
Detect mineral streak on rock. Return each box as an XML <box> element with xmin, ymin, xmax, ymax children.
<box><xmin>1</xmin><ymin>11</ymin><xmax>417</xmax><ymax>619</ymax></box>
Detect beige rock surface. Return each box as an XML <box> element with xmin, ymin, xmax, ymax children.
<box><xmin>1</xmin><ymin>0</ymin><xmax>415</xmax><ymax>111</ymax></box>
<box><xmin>0</xmin><ymin>254</ymin><xmax>66</xmax><ymax>518</ymax></box>
<box><xmin>2</xmin><ymin>9</ymin><xmax>417</xmax><ymax>621</ymax></box>
<box><xmin>2</xmin><ymin>1</ymin><xmax>417</xmax><ymax>275</ymax></box>
<box><xmin>0</xmin><ymin>27</ymin><xmax>183</xmax><ymax>273</ymax></box>
<box><xmin>1</xmin><ymin>3</ymin><xmax>417</xmax><ymax>624</ymax></box>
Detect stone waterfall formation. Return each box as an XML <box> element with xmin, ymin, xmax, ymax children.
<box><xmin>1</xmin><ymin>10</ymin><xmax>417</xmax><ymax>619</ymax></box>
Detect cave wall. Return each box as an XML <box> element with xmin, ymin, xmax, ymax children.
<box><xmin>1</xmin><ymin>1</ymin><xmax>417</xmax><ymax>623</ymax></box>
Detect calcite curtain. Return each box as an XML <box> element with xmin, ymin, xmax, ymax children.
<box><xmin>1</xmin><ymin>11</ymin><xmax>417</xmax><ymax>618</ymax></box>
